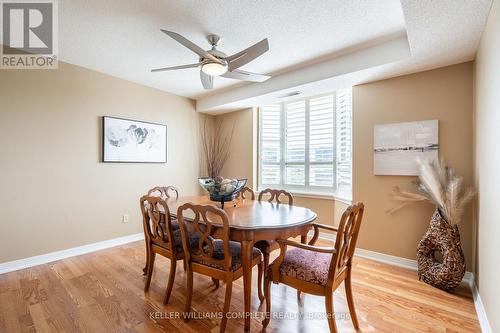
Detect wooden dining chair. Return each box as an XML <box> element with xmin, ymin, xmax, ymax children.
<box><xmin>147</xmin><ymin>185</ymin><xmax>179</xmax><ymax>199</ymax></box>
<box><xmin>140</xmin><ymin>195</ymin><xmax>199</xmax><ymax>304</ymax></box>
<box><xmin>236</xmin><ymin>186</ymin><xmax>255</xmax><ymax>200</ymax></box>
<box><xmin>142</xmin><ymin>186</ymin><xmax>180</xmax><ymax>274</ymax></box>
<box><xmin>177</xmin><ymin>203</ymin><xmax>264</xmax><ymax>333</ymax></box>
<box><xmin>255</xmin><ymin>188</ymin><xmax>294</xmax><ymax>270</ymax></box>
<box><xmin>263</xmin><ymin>203</ymin><xmax>365</xmax><ymax>333</ymax></box>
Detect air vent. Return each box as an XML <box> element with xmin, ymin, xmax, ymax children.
<box><xmin>278</xmin><ymin>91</ymin><xmax>302</xmax><ymax>99</ymax></box>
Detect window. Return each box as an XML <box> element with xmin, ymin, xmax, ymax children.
<box><xmin>258</xmin><ymin>89</ymin><xmax>352</xmax><ymax>200</ymax></box>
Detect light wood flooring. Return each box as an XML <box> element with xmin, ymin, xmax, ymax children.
<box><xmin>0</xmin><ymin>239</ymin><xmax>480</xmax><ymax>333</ymax></box>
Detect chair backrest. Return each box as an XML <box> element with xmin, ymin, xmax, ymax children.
<box><xmin>237</xmin><ymin>186</ymin><xmax>255</xmax><ymax>200</ymax></box>
<box><xmin>140</xmin><ymin>195</ymin><xmax>176</xmax><ymax>251</ymax></box>
<box><xmin>258</xmin><ymin>188</ymin><xmax>294</xmax><ymax>205</ymax></box>
<box><xmin>147</xmin><ymin>186</ymin><xmax>179</xmax><ymax>199</ymax></box>
<box><xmin>177</xmin><ymin>203</ymin><xmax>232</xmax><ymax>271</ymax></box>
<box><xmin>328</xmin><ymin>202</ymin><xmax>364</xmax><ymax>281</ymax></box>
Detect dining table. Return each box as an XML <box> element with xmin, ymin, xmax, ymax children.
<box><xmin>165</xmin><ymin>195</ymin><xmax>317</xmax><ymax>332</ymax></box>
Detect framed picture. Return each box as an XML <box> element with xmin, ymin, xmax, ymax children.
<box><xmin>102</xmin><ymin>116</ymin><xmax>167</xmax><ymax>163</ymax></box>
<box><xmin>373</xmin><ymin>120</ymin><xmax>438</xmax><ymax>175</ymax></box>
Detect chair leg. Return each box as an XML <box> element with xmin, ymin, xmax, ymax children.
<box><xmin>345</xmin><ymin>271</ymin><xmax>359</xmax><ymax>330</ymax></box>
<box><xmin>262</xmin><ymin>274</ymin><xmax>272</xmax><ymax>328</ymax></box>
<box><xmin>163</xmin><ymin>259</ymin><xmax>177</xmax><ymax>304</ymax></box>
<box><xmin>182</xmin><ymin>258</ymin><xmax>187</xmax><ymax>271</ymax></box>
<box><xmin>144</xmin><ymin>251</ymin><xmax>156</xmax><ymax>291</ymax></box>
<box><xmin>297</xmin><ymin>290</ymin><xmax>302</xmax><ymax>299</ymax></box>
<box><xmin>184</xmin><ymin>269</ymin><xmax>193</xmax><ymax>321</ymax></box>
<box><xmin>257</xmin><ymin>261</ymin><xmax>264</xmax><ymax>302</ymax></box>
<box><xmin>219</xmin><ymin>278</ymin><xmax>233</xmax><ymax>333</ymax></box>
<box><xmin>142</xmin><ymin>241</ymin><xmax>151</xmax><ymax>275</ymax></box>
<box><xmin>325</xmin><ymin>292</ymin><xmax>338</xmax><ymax>333</ymax></box>
<box><xmin>212</xmin><ymin>277</ymin><xmax>220</xmax><ymax>289</ymax></box>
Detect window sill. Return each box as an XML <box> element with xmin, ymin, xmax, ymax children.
<box><xmin>257</xmin><ymin>188</ymin><xmax>352</xmax><ymax>204</ymax></box>
<box><xmin>290</xmin><ymin>191</ymin><xmax>352</xmax><ymax>204</ymax></box>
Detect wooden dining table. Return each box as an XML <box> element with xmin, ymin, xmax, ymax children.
<box><xmin>165</xmin><ymin>195</ymin><xmax>317</xmax><ymax>332</ymax></box>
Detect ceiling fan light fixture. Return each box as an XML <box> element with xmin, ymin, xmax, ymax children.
<box><xmin>201</xmin><ymin>62</ymin><xmax>227</xmax><ymax>76</ymax></box>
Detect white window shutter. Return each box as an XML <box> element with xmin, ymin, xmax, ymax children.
<box><xmin>309</xmin><ymin>95</ymin><xmax>335</xmax><ymax>187</ymax></box>
<box><xmin>259</xmin><ymin>88</ymin><xmax>352</xmax><ymax>200</ymax></box>
<box><xmin>285</xmin><ymin>101</ymin><xmax>306</xmax><ymax>185</ymax></box>
<box><xmin>336</xmin><ymin>89</ymin><xmax>352</xmax><ymax>197</ymax></box>
<box><xmin>260</xmin><ymin>105</ymin><xmax>281</xmax><ymax>185</ymax></box>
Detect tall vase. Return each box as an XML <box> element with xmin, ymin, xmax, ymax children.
<box><xmin>416</xmin><ymin>209</ymin><xmax>466</xmax><ymax>291</ymax></box>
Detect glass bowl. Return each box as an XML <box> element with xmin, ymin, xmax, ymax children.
<box><xmin>198</xmin><ymin>177</ymin><xmax>247</xmax><ymax>208</ymax></box>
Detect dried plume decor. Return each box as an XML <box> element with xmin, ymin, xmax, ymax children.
<box><xmin>388</xmin><ymin>158</ymin><xmax>475</xmax><ymax>290</ymax></box>
<box><xmin>200</xmin><ymin>117</ymin><xmax>234</xmax><ymax>179</ymax></box>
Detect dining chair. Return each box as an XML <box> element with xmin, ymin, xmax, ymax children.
<box><xmin>139</xmin><ymin>195</ymin><xmax>199</xmax><ymax>304</ymax></box>
<box><xmin>236</xmin><ymin>186</ymin><xmax>255</xmax><ymax>200</ymax></box>
<box><xmin>177</xmin><ymin>203</ymin><xmax>264</xmax><ymax>333</ymax></box>
<box><xmin>255</xmin><ymin>188</ymin><xmax>294</xmax><ymax>270</ymax></box>
<box><xmin>142</xmin><ymin>185</ymin><xmax>180</xmax><ymax>274</ymax></box>
<box><xmin>263</xmin><ymin>202</ymin><xmax>365</xmax><ymax>333</ymax></box>
<box><xmin>147</xmin><ymin>185</ymin><xmax>179</xmax><ymax>199</ymax></box>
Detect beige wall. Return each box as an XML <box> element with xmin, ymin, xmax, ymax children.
<box><xmin>474</xmin><ymin>0</ymin><xmax>499</xmax><ymax>331</ymax></box>
<box><xmin>0</xmin><ymin>62</ymin><xmax>202</xmax><ymax>263</ymax></box>
<box><xmin>219</xmin><ymin>108</ymin><xmax>255</xmax><ymax>188</ymax></box>
<box><xmin>353</xmin><ymin>62</ymin><xmax>474</xmax><ymax>267</ymax></box>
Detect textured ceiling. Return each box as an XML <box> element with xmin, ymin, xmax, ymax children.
<box><xmin>58</xmin><ymin>0</ymin><xmax>492</xmax><ymax>106</ymax></box>
<box><xmin>59</xmin><ymin>0</ymin><xmax>406</xmax><ymax>98</ymax></box>
<box><xmin>197</xmin><ymin>0</ymin><xmax>493</xmax><ymax>112</ymax></box>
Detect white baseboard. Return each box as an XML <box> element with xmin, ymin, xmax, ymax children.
<box><xmin>0</xmin><ymin>233</ymin><xmax>144</xmax><ymax>275</ymax></box>
<box><xmin>355</xmin><ymin>248</ymin><xmax>417</xmax><ymax>271</ymax></box>
<box><xmin>316</xmin><ymin>233</ymin><xmax>491</xmax><ymax>332</ymax></box>
<box><xmin>468</xmin><ymin>275</ymin><xmax>493</xmax><ymax>333</ymax></box>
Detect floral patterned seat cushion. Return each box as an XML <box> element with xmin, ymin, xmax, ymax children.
<box><xmin>192</xmin><ymin>240</ymin><xmax>262</xmax><ymax>271</ymax></box>
<box><xmin>274</xmin><ymin>247</ymin><xmax>332</xmax><ymax>286</ymax></box>
<box><xmin>157</xmin><ymin>222</ymin><xmax>199</xmax><ymax>256</ymax></box>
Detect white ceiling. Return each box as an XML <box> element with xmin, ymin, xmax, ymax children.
<box><xmin>59</xmin><ymin>0</ymin><xmax>406</xmax><ymax>98</ymax></box>
<box><xmin>59</xmin><ymin>0</ymin><xmax>492</xmax><ymax>111</ymax></box>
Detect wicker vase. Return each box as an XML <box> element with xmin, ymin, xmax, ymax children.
<box><xmin>416</xmin><ymin>209</ymin><xmax>466</xmax><ymax>291</ymax></box>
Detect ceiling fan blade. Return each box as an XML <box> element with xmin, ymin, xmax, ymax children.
<box><xmin>200</xmin><ymin>71</ymin><xmax>214</xmax><ymax>89</ymax></box>
<box><xmin>226</xmin><ymin>38</ymin><xmax>269</xmax><ymax>71</ymax></box>
<box><xmin>151</xmin><ymin>63</ymin><xmax>201</xmax><ymax>72</ymax></box>
<box><xmin>221</xmin><ymin>69</ymin><xmax>271</xmax><ymax>82</ymax></box>
<box><xmin>160</xmin><ymin>29</ymin><xmax>222</xmax><ymax>64</ymax></box>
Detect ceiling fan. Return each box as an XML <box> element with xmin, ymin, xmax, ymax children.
<box><xmin>151</xmin><ymin>30</ymin><xmax>271</xmax><ymax>89</ymax></box>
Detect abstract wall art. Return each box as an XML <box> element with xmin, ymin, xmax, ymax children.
<box><xmin>373</xmin><ymin>120</ymin><xmax>438</xmax><ymax>175</ymax></box>
<box><xmin>102</xmin><ymin>116</ymin><xmax>167</xmax><ymax>163</ymax></box>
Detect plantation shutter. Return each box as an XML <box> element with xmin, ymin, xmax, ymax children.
<box><xmin>335</xmin><ymin>89</ymin><xmax>352</xmax><ymax>195</ymax></box>
<box><xmin>258</xmin><ymin>88</ymin><xmax>352</xmax><ymax>200</ymax></box>
<box><xmin>284</xmin><ymin>100</ymin><xmax>306</xmax><ymax>185</ymax></box>
<box><xmin>260</xmin><ymin>104</ymin><xmax>281</xmax><ymax>185</ymax></box>
<box><xmin>309</xmin><ymin>95</ymin><xmax>335</xmax><ymax>187</ymax></box>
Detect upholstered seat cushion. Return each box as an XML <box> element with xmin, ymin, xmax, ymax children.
<box><xmin>273</xmin><ymin>247</ymin><xmax>332</xmax><ymax>286</ymax></box>
<box><xmin>170</xmin><ymin>219</ymin><xmax>180</xmax><ymax>230</ymax></box>
<box><xmin>193</xmin><ymin>240</ymin><xmax>262</xmax><ymax>271</ymax></box>
<box><xmin>171</xmin><ymin>229</ymin><xmax>200</xmax><ymax>254</ymax></box>
<box><xmin>157</xmin><ymin>223</ymin><xmax>199</xmax><ymax>255</ymax></box>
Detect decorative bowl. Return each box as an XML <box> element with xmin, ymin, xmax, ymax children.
<box><xmin>198</xmin><ymin>177</ymin><xmax>247</xmax><ymax>208</ymax></box>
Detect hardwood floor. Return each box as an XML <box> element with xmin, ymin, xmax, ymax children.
<box><xmin>0</xmin><ymin>239</ymin><xmax>480</xmax><ymax>333</ymax></box>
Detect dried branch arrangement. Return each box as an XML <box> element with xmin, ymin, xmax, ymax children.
<box><xmin>388</xmin><ymin>158</ymin><xmax>475</xmax><ymax>226</ymax></box>
<box><xmin>200</xmin><ymin>117</ymin><xmax>235</xmax><ymax>179</ymax></box>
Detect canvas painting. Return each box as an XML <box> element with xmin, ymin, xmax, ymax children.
<box><xmin>373</xmin><ymin>120</ymin><xmax>438</xmax><ymax>175</ymax></box>
<box><xmin>103</xmin><ymin>116</ymin><xmax>167</xmax><ymax>163</ymax></box>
